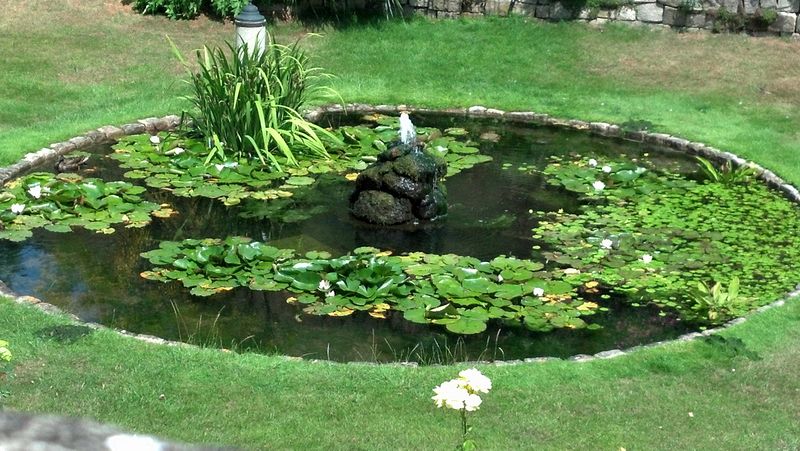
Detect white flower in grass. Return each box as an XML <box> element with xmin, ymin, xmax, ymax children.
<box><xmin>592</xmin><ymin>180</ymin><xmax>605</xmax><ymax>191</ymax></box>
<box><xmin>601</xmin><ymin>239</ymin><xmax>613</xmax><ymax>249</ymax></box>
<box><xmin>602</xmin><ymin>165</ymin><xmax>612</xmax><ymax>173</ymax></box>
<box><xmin>642</xmin><ymin>254</ymin><xmax>653</xmax><ymax>264</ymax></box>
<box><xmin>10</xmin><ymin>204</ymin><xmax>25</xmax><ymax>214</ymax></box>
<box><xmin>149</xmin><ymin>135</ymin><xmax>161</xmax><ymax>145</ymax></box>
<box><xmin>588</xmin><ymin>158</ymin><xmax>598</xmax><ymax>167</ymax></box>
<box><xmin>458</xmin><ymin>368</ymin><xmax>492</xmax><ymax>394</ymax></box>
<box><xmin>432</xmin><ymin>379</ymin><xmax>470</xmax><ymax>410</ymax></box>
<box><xmin>27</xmin><ymin>185</ymin><xmax>42</xmax><ymax>199</ymax></box>
<box><xmin>464</xmin><ymin>394</ymin><xmax>483</xmax><ymax>412</ymax></box>
<box><xmin>533</xmin><ymin>287</ymin><xmax>545</xmax><ymax>297</ymax></box>
<box><xmin>318</xmin><ymin>280</ymin><xmax>331</xmax><ymax>292</ymax></box>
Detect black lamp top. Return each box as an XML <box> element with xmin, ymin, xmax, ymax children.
<box><xmin>235</xmin><ymin>3</ymin><xmax>266</xmax><ymax>27</ymax></box>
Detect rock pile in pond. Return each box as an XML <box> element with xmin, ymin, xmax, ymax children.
<box><xmin>350</xmin><ymin>144</ymin><xmax>447</xmax><ymax>225</ymax></box>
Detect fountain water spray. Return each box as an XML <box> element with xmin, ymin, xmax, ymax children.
<box><xmin>399</xmin><ymin>112</ymin><xmax>416</xmax><ymax>147</ymax></box>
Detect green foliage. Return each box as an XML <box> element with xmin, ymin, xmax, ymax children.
<box><xmin>140</xmin><ymin>238</ymin><xmax>601</xmax><ymax>334</ymax></box>
<box><xmin>0</xmin><ymin>172</ymin><xmax>171</xmax><ymax>242</ymax></box>
<box><xmin>536</xmin><ymin>154</ymin><xmax>800</xmax><ymax>326</ymax></box>
<box><xmin>690</xmin><ymin>276</ymin><xmax>749</xmax><ymax>323</ymax></box>
<box><xmin>676</xmin><ymin>0</ymin><xmax>699</xmax><ymax>14</ymax></box>
<box><xmin>133</xmin><ymin>0</ymin><xmax>247</xmax><ymax>18</ymax></box>
<box><xmin>171</xmin><ymin>38</ymin><xmax>339</xmax><ymax>170</ymax></box>
<box><xmin>133</xmin><ymin>0</ymin><xmax>203</xmax><ymax>19</ymax></box>
<box><xmin>695</xmin><ymin>156</ymin><xmax>757</xmax><ymax>186</ymax></box>
<box><xmin>711</xmin><ymin>7</ymin><xmax>747</xmax><ymax>33</ymax></box>
<box><xmin>111</xmin><ymin>117</ymin><xmax>490</xmax><ymax>206</ymax></box>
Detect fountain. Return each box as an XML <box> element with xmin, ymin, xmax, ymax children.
<box><xmin>349</xmin><ymin>112</ymin><xmax>448</xmax><ymax>225</ymax></box>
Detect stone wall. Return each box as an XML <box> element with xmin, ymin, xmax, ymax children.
<box><xmin>401</xmin><ymin>0</ymin><xmax>800</xmax><ymax>35</ymax></box>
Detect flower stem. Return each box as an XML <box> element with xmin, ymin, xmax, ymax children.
<box><xmin>461</xmin><ymin>408</ymin><xmax>468</xmax><ymax>441</ymax></box>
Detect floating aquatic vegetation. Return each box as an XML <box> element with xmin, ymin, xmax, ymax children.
<box><xmin>140</xmin><ymin>238</ymin><xmax>600</xmax><ymax>334</ymax></box>
<box><xmin>0</xmin><ymin>172</ymin><xmax>172</xmax><ymax>242</ymax></box>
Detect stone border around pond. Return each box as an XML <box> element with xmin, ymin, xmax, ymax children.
<box><xmin>1</xmin><ymin>104</ymin><xmax>799</xmax><ymax>367</ymax></box>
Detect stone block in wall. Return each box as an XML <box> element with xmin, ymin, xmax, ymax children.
<box><xmin>659</xmin><ymin>0</ymin><xmax>681</xmax><ymax>8</ymax></box>
<box><xmin>431</xmin><ymin>0</ymin><xmax>461</xmax><ymax>11</ymax></box>
<box><xmin>618</xmin><ymin>5</ymin><xmax>637</xmax><ymax>19</ymax></box>
<box><xmin>687</xmin><ymin>12</ymin><xmax>707</xmax><ymax>25</ymax></box>
<box><xmin>776</xmin><ymin>0</ymin><xmax>799</xmax><ymax>11</ymax></box>
<box><xmin>702</xmin><ymin>0</ymin><xmax>741</xmax><ymax>12</ymax></box>
<box><xmin>663</xmin><ymin>5</ymin><xmax>686</xmax><ymax>23</ymax></box>
<box><xmin>536</xmin><ymin>4</ymin><xmax>552</xmax><ymax>17</ymax></box>
<box><xmin>485</xmin><ymin>0</ymin><xmax>512</xmax><ymax>14</ymax></box>
<box><xmin>408</xmin><ymin>0</ymin><xmax>429</xmax><ymax>7</ymax></box>
<box><xmin>761</xmin><ymin>0</ymin><xmax>778</xmax><ymax>7</ymax></box>
<box><xmin>742</xmin><ymin>0</ymin><xmax>758</xmax><ymax>14</ymax></box>
<box><xmin>768</xmin><ymin>11</ymin><xmax>798</xmax><ymax>30</ymax></box>
<box><xmin>636</xmin><ymin>2</ymin><xmax>664</xmax><ymax>20</ymax></box>
<box><xmin>511</xmin><ymin>1</ymin><xmax>537</xmax><ymax>15</ymax></box>
<box><xmin>577</xmin><ymin>8</ymin><xmax>597</xmax><ymax>19</ymax></box>
<box><xmin>551</xmin><ymin>2</ymin><xmax>575</xmax><ymax>18</ymax></box>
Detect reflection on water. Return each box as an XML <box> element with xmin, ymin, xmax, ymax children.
<box><xmin>0</xmin><ymin>115</ymin><xmax>695</xmax><ymax>362</ymax></box>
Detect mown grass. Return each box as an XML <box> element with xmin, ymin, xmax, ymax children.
<box><xmin>4</xmin><ymin>296</ymin><xmax>800</xmax><ymax>449</ymax></box>
<box><xmin>3</xmin><ymin>1</ymin><xmax>800</xmax><ymax>449</ymax></box>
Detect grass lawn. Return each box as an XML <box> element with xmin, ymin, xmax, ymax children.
<box><xmin>2</xmin><ymin>1</ymin><xmax>800</xmax><ymax>449</ymax></box>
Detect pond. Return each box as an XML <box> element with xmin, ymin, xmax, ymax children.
<box><xmin>2</xmin><ymin>112</ymin><xmax>797</xmax><ymax>363</ymax></box>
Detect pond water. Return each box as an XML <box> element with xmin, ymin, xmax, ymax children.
<box><xmin>0</xmin><ymin>114</ymin><xmax>698</xmax><ymax>362</ymax></box>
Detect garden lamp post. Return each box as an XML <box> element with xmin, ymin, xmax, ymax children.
<box><xmin>234</xmin><ymin>2</ymin><xmax>266</xmax><ymax>57</ymax></box>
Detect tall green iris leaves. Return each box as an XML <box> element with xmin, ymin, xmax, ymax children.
<box><xmin>171</xmin><ymin>37</ymin><xmax>341</xmax><ymax>171</ymax></box>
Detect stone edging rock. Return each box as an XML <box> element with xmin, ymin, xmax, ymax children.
<box><xmin>1</xmin><ymin>104</ymin><xmax>798</xmax><ymax>367</ymax></box>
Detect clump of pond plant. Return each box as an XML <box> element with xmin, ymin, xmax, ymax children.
<box><xmin>0</xmin><ymin>172</ymin><xmax>172</xmax><ymax>241</ymax></box>
<box><xmin>171</xmin><ymin>38</ymin><xmax>339</xmax><ymax>170</ymax></box>
<box><xmin>110</xmin><ymin>116</ymin><xmax>490</xmax><ymax>206</ymax></box>
<box><xmin>535</xmin><ymin>154</ymin><xmax>800</xmax><ymax>326</ymax></box>
<box><xmin>140</xmin><ymin>237</ymin><xmax>600</xmax><ymax>334</ymax></box>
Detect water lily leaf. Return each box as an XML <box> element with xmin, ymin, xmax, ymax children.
<box><xmin>445</xmin><ymin>317</ymin><xmax>487</xmax><ymax>334</ymax></box>
<box><xmin>285</xmin><ymin>176</ymin><xmax>315</xmax><ymax>186</ymax></box>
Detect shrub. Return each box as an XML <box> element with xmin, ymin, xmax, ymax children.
<box><xmin>171</xmin><ymin>37</ymin><xmax>340</xmax><ymax>171</ymax></box>
<box><xmin>133</xmin><ymin>0</ymin><xmax>248</xmax><ymax>19</ymax></box>
<box><xmin>133</xmin><ymin>0</ymin><xmax>203</xmax><ymax>19</ymax></box>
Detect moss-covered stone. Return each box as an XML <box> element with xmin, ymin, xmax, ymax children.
<box><xmin>350</xmin><ymin>190</ymin><xmax>414</xmax><ymax>225</ymax></box>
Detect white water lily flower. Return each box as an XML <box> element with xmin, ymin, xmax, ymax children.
<box><xmin>497</xmin><ymin>274</ymin><xmax>504</xmax><ymax>282</ymax></box>
<box><xmin>533</xmin><ymin>287</ymin><xmax>545</xmax><ymax>297</ymax></box>
<box><xmin>165</xmin><ymin>147</ymin><xmax>185</xmax><ymax>156</ymax></box>
<box><xmin>149</xmin><ymin>135</ymin><xmax>161</xmax><ymax>145</ymax></box>
<box><xmin>458</xmin><ymin>368</ymin><xmax>492</xmax><ymax>393</ymax></box>
<box><xmin>318</xmin><ymin>280</ymin><xmax>331</xmax><ymax>292</ymax></box>
<box><xmin>214</xmin><ymin>164</ymin><xmax>225</xmax><ymax>172</ymax></box>
<box><xmin>325</xmin><ymin>290</ymin><xmax>335</xmax><ymax>298</ymax></box>
<box><xmin>592</xmin><ymin>180</ymin><xmax>605</xmax><ymax>191</ymax></box>
<box><xmin>602</xmin><ymin>165</ymin><xmax>612</xmax><ymax>173</ymax></box>
<box><xmin>642</xmin><ymin>254</ymin><xmax>653</xmax><ymax>264</ymax></box>
<box><xmin>10</xmin><ymin>203</ymin><xmax>25</xmax><ymax>214</ymax></box>
<box><xmin>601</xmin><ymin>239</ymin><xmax>613</xmax><ymax>249</ymax></box>
<box><xmin>27</xmin><ymin>185</ymin><xmax>42</xmax><ymax>199</ymax></box>
<box><xmin>588</xmin><ymin>158</ymin><xmax>598</xmax><ymax>167</ymax></box>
